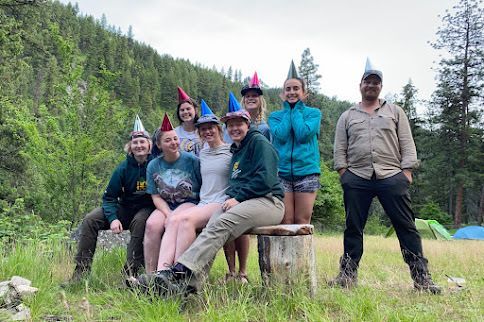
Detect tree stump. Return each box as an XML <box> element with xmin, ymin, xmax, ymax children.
<box><xmin>248</xmin><ymin>224</ymin><xmax>317</xmax><ymax>296</ymax></box>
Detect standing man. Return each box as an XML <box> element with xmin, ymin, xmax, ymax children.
<box><xmin>330</xmin><ymin>59</ymin><xmax>441</xmax><ymax>294</ymax></box>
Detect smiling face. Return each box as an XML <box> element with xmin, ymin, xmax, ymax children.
<box><xmin>130</xmin><ymin>137</ymin><xmax>151</xmax><ymax>158</ymax></box>
<box><xmin>198</xmin><ymin>122</ymin><xmax>223</xmax><ymax>147</ymax></box>
<box><xmin>360</xmin><ymin>75</ymin><xmax>382</xmax><ymax>101</ymax></box>
<box><xmin>282</xmin><ymin>78</ymin><xmax>307</xmax><ymax>104</ymax></box>
<box><xmin>159</xmin><ymin>130</ymin><xmax>180</xmax><ymax>156</ymax></box>
<box><xmin>226</xmin><ymin>118</ymin><xmax>249</xmax><ymax>144</ymax></box>
<box><xmin>243</xmin><ymin>90</ymin><xmax>261</xmax><ymax>114</ymax></box>
<box><xmin>178</xmin><ymin>102</ymin><xmax>196</xmax><ymax>123</ymax></box>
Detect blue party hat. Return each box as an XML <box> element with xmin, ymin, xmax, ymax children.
<box><xmin>200</xmin><ymin>99</ymin><xmax>215</xmax><ymax>116</ymax></box>
<box><xmin>228</xmin><ymin>92</ymin><xmax>241</xmax><ymax>112</ymax></box>
<box><xmin>196</xmin><ymin>99</ymin><xmax>220</xmax><ymax>127</ymax></box>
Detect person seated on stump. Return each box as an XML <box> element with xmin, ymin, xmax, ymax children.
<box><xmin>142</xmin><ymin>113</ymin><xmax>202</xmax><ymax>273</ymax></box>
<box><xmin>137</xmin><ymin>93</ymin><xmax>285</xmax><ymax>297</ymax></box>
<box><xmin>151</xmin><ymin>100</ymin><xmax>232</xmax><ymax>274</ymax></box>
<box><xmin>66</xmin><ymin>115</ymin><xmax>154</xmax><ymax>283</ymax></box>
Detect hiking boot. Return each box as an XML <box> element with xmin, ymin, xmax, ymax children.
<box><xmin>328</xmin><ymin>271</ymin><xmax>358</xmax><ymax>288</ymax></box>
<box><xmin>409</xmin><ymin>259</ymin><xmax>442</xmax><ymax>295</ymax></box>
<box><xmin>412</xmin><ymin>271</ymin><xmax>441</xmax><ymax>294</ymax></box>
<box><xmin>328</xmin><ymin>254</ymin><xmax>359</xmax><ymax>289</ymax></box>
<box><xmin>60</xmin><ymin>265</ymin><xmax>89</xmax><ymax>288</ymax></box>
<box><xmin>137</xmin><ymin>269</ymin><xmax>195</xmax><ymax>298</ymax></box>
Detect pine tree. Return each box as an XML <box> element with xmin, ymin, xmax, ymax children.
<box><xmin>430</xmin><ymin>0</ymin><xmax>484</xmax><ymax>227</ymax></box>
<box><xmin>298</xmin><ymin>48</ymin><xmax>321</xmax><ymax>106</ymax></box>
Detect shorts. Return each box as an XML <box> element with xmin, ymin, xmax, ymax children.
<box><xmin>280</xmin><ymin>174</ymin><xmax>321</xmax><ymax>193</ymax></box>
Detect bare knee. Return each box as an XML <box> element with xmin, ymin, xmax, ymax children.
<box><xmin>165</xmin><ymin>215</ymin><xmax>183</xmax><ymax>229</ymax></box>
<box><xmin>144</xmin><ymin>213</ymin><xmax>165</xmax><ymax>238</ymax></box>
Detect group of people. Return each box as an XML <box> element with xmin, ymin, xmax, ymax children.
<box><xmin>68</xmin><ymin>59</ymin><xmax>441</xmax><ymax>297</ymax></box>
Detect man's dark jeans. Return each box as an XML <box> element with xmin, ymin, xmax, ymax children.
<box><xmin>75</xmin><ymin>206</ymin><xmax>153</xmax><ymax>276</ymax></box>
<box><xmin>340</xmin><ymin>170</ymin><xmax>425</xmax><ymax>266</ymax></box>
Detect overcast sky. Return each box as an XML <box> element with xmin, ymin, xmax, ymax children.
<box><xmin>60</xmin><ymin>0</ymin><xmax>457</xmax><ymax>107</ymax></box>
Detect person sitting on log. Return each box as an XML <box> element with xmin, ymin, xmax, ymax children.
<box><xmin>142</xmin><ymin>113</ymin><xmax>202</xmax><ymax>273</ymax></box>
<box><xmin>149</xmin><ymin>100</ymin><xmax>232</xmax><ymax>273</ymax></box>
<box><xmin>137</xmin><ymin>93</ymin><xmax>285</xmax><ymax>297</ymax></box>
<box><xmin>222</xmin><ymin>74</ymin><xmax>270</xmax><ymax>284</ymax></box>
<box><xmin>65</xmin><ymin>115</ymin><xmax>155</xmax><ymax>284</ymax></box>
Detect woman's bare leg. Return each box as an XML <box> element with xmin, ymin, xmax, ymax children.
<box><xmin>281</xmin><ymin>192</ymin><xmax>295</xmax><ymax>224</ymax></box>
<box><xmin>156</xmin><ymin>203</ymin><xmax>195</xmax><ymax>270</ymax></box>
<box><xmin>294</xmin><ymin>192</ymin><xmax>317</xmax><ymax>224</ymax></box>
<box><xmin>143</xmin><ymin>209</ymin><xmax>167</xmax><ymax>272</ymax></box>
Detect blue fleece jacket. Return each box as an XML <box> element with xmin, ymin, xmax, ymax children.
<box><xmin>268</xmin><ymin>100</ymin><xmax>321</xmax><ymax>180</ymax></box>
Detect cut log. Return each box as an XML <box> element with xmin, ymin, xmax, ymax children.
<box><xmin>249</xmin><ymin>224</ymin><xmax>317</xmax><ymax>297</ymax></box>
<box><xmin>248</xmin><ymin>224</ymin><xmax>313</xmax><ymax>236</ymax></box>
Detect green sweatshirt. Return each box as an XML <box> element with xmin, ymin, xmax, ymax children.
<box><xmin>226</xmin><ymin>128</ymin><xmax>284</xmax><ymax>202</ymax></box>
<box><xmin>102</xmin><ymin>155</ymin><xmax>154</xmax><ymax>223</ymax></box>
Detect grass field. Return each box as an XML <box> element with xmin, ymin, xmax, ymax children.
<box><xmin>1</xmin><ymin>235</ymin><xmax>483</xmax><ymax>321</ymax></box>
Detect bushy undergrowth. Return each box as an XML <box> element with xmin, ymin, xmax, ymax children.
<box><xmin>0</xmin><ymin>198</ymin><xmax>71</xmax><ymax>243</ymax></box>
<box><xmin>1</xmin><ymin>236</ymin><xmax>482</xmax><ymax>321</ymax></box>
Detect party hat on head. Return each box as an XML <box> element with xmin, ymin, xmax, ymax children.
<box><xmin>130</xmin><ymin>114</ymin><xmax>150</xmax><ymax>139</ymax></box>
<box><xmin>220</xmin><ymin>92</ymin><xmax>250</xmax><ymax>123</ymax></box>
<box><xmin>362</xmin><ymin>57</ymin><xmax>382</xmax><ymax>81</ymax></box>
<box><xmin>196</xmin><ymin>99</ymin><xmax>220</xmax><ymax>127</ymax></box>
<box><xmin>250</xmin><ymin>72</ymin><xmax>260</xmax><ymax>87</ymax></box>
<box><xmin>287</xmin><ymin>60</ymin><xmax>299</xmax><ymax>79</ymax></box>
<box><xmin>228</xmin><ymin>92</ymin><xmax>241</xmax><ymax>112</ymax></box>
<box><xmin>200</xmin><ymin>99</ymin><xmax>215</xmax><ymax>116</ymax></box>
<box><xmin>241</xmin><ymin>71</ymin><xmax>263</xmax><ymax>96</ymax></box>
<box><xmin>177</xmin><ymin>86</ymin><xmax>191</xmax><ymax>103</ymax></box>
<box><xmin>160</xmin><ymin>113</ymin><xmax>174</xmax><ymax>132</ymax></box>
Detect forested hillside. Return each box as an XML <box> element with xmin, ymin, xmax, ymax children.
<box><xmin>0</xmin><ymin>0</ymin><xmax>482</xmax><ymax>235</ymax></box>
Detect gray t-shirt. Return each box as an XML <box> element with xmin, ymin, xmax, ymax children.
<box><xmin>199</xmin><ymin>144</ymin><xmax>232</xmax><ymax>205</ymax></box>
<box><xmin>175</xmin><ymin>126</ymin><xmax>202</xmax><ymax>156</ymax></box>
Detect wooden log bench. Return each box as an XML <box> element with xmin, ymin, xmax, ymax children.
<box><xmin>247</xmin><ymin>224</ymin><xmax>317</xmax><ymax>296</ymax></box>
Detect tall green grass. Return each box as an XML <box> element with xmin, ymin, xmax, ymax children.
<box><xmin>1</xmin><ymin>236</ymin><xmax>482</xmax><ymax>321</ymax></box>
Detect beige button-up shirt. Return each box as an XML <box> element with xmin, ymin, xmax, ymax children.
<box><xmin>333</xmin><ymin>100</ymin><xmax>418</xmax><ymax>180</ymax></box>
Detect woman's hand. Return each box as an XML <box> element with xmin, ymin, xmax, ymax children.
<box><xmin>110</xmin><ymin>219</ymin><xmax>123</xmax><ymax>234</ymax></box>
<box><xmin>222</xmin><ymin>198</ymin><xmax>240</xmax><ymax>212</ymax></box>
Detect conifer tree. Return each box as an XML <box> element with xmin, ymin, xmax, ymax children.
<box><xmin>298</xmin><ymin>48</ymin><xmax>321</xmax><ymax>106</ymax></box>
<box><xmin>430</xmin><ymin>0</ymin><xmax>484</xmax><ymax>227</ymax></box>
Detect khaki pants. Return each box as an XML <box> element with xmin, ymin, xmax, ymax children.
<box><xmin>177</xmin><ymin>195</ymin><xmax>284</xmax><ymax>287</ymax></box>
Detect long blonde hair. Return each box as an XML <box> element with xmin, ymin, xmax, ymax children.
<box><xmin>241</xmin><ymin>95</ymin><xmax>267</xmax><ymax>126</ymax></box>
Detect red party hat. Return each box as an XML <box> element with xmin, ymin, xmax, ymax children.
<box><xmin>249</xmin><ymin>72</ymin><xmax>260</xmax><ymax>87</ymax></box>
<box><xmin>160</xmin><ymin>113</ymin><xmax>174</xmax><ymax>132</ymax></box>
<box><xmin>177</xmin><ymin>86</ymin><xmax>191</xmax><ymax>103</ymax></box>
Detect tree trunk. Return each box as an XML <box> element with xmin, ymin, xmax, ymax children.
<box><xmin>454</xmin><ymin>183</ymin><xmax>464</xmax><ymax>228</ymax></box>
<box><xmin>257</xmin><ymin>234</ymin><xmax>317</xmax><ymax>297</ymax></box>
<box><xmin>478</xmin><ymin>186</ymin><xmax>484</xmax><ymax>226</ymax></box>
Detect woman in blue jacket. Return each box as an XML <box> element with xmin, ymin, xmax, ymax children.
<box><xmin>268</xmin><ymin>61</ymin><xmax>321</xmax><ymax>224</ymax></box>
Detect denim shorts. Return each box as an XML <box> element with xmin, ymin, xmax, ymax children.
<box><xmin>280</xmin><ymin>174</ymin><xmax>321</xmax><ymax>193</ymax></box>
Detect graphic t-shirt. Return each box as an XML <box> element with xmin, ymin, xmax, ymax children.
<box><xmin>147</xmin><ymin>151</ymin><xmax>201</xmax><ymax>208</ymax></box>
<box><xmin>175</xmin><ymin>126</ymin><xmax>202</xmax><ymax>156</ymax></box>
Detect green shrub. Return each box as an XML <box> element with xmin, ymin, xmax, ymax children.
<box><xmin>417</xmin><ymin>201</ymin><xmax>451</xmax><ymax>225</ymax></box>
<box><xmin>313</xmin><ymin>163</ymin><xmax>345</xmax><ymax>231</ymax></box>
<box><xmin>0</xmin><ymin>198</ymin><xmax>71</xmax><ymax>243</ymax></box>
